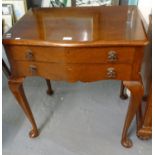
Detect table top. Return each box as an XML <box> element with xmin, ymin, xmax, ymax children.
<box><xmin>3</xmin><ymin>6</ymin><xmax>148</xmax><ymax>47</ymax></box>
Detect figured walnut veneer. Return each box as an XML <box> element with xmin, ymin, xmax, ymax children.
<box><xmin>3</xmin><ymin>6</ymin><xmax>148</xmax><ymax>148</ymax></box>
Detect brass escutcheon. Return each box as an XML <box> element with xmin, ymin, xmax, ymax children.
<box><xmin>25</xmin><ymin>50</ymin><xmax>34</xmax><ymax>60</ymax></box>
<box><xmin>107</xmin><ymin>67</ymin><xmax>116</xmax><ymax>78</ymax></box>
<box><xmin>108</xmin><ymin>51</ymin><xmax>118</xmax><ymax>61</ymax></box>
<box><xmin>29</xmin><ymin>65</ymin><xmax>37</xmax><ymax>75</ymax></box>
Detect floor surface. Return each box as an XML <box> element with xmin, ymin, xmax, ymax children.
<box><xmin>2</xmin><ymin>76</ymin><xmax>152</xmax><ymax>155</ymax></box>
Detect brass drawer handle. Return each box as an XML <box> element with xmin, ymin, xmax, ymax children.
<box><xmin>108</xmin><ymin>51</ymin><xmax>118</xmax><ymax>61</ymax></box>
<box><xmin>25</xmin><ymin>50</ymin><xmax>34</xmax><ymax>60</ymax></box>
<box><xmin>29</xmin><ymin>65</ymin><xmax>37</xmax><ymax>75</ymax></box>
<box><xmin>107</xmin><ymin>67</ymin><xmax>116</xmax><ymax>78</ymax></box>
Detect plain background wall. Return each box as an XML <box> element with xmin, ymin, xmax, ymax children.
<box><xmin>138</xmin><ymin>0</ymin><xmax>152</xmax><ymax>27</ymax></box>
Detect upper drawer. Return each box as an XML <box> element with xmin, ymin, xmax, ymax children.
<box><xmin>6</xmin><ymin>46</ymin><xmax>135</xmax><ymax>63</ymax></box>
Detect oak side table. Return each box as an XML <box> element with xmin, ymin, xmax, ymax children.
<box><xmin>2</xmin><ymin>6</ymin><xmax>148</xmax><ymax>148</ymax></box>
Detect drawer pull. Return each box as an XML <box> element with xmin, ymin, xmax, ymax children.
<box><xmin>26</xmin><ymin>50</ymin><xmax>34</xmax><ymax>60</ymax></box>
<box><xmin>29</xmin><ymin>65</ymin><xmax>37</xmax><ymax>75</ymax></box>
<box><xmin>108</xmin><ymin>51</ymin><xmax>118</xmax><ymax>61</ymax></box>
<box><xmin>107</xmin><ymin>67</ymin><xmax>116</xmax><ymax>78</ymax></box>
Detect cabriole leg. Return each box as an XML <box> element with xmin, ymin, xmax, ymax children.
<box><xmin>121</xmin><ymin>81</ymin><xmax>144</xmax><ymax>148</ymax></box>
<box><xmin>8</xmin><ymin>77</ymin><xmax>39</xmax><ymax>138</ymax></box>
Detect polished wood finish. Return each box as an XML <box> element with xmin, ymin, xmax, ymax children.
<box><xmin>3</xmin><ymin>6</ymin><xmax>148</xmax><ymax>46</ymax></box>
<box><xmin>5</xmin><ymin>46</ymin><xmax>135</xmax><ymax>63</ymax></box>
<box><xmin>12</xmin><ymin>62</ymin><xmax>133</xmax><ymax>81</ymax></box>
<box><xmin>3</xmin><ymin>6</ymin><xmax>148</xmax><ymax>148</ymax></box>
<box><xmin>8</xmin><ymin>77</ymin><xmax>39</xmax><ymax>138</ymax></box>
<box><xmin>121</xmin><ymin>81</ymin><xmax>144</xmax><ymax>148</ymax></box>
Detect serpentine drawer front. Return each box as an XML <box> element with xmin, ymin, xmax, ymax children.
<box><xmin>12</xmin><ymin>61</ymin><xmax>132</xmax><ymax>81</ymax></box>
<box><xmin>6</xmin><ymin>46</ymin><xmax>135</xmax><ymax>63</ymax></box>
<box><xmin>3</xmin><ymin>6</ymin><xmax>148</xmax><ymax>148</ymax></box>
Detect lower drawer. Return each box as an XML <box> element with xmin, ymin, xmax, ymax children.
<box><xmin>12</xmin><ymin>62</ymin><xmax>132</xmax><ymax>82</ymax></box>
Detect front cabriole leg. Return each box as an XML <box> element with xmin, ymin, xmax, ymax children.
<box><xmin>8</xmin><ymin>77</ymin><xmax>39</xmax><ymax>138</ymax></box>
<box><xmin>121</xmin><ymin>81</ymin><xmax>144</xmax><ymax>148</ymax></box>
